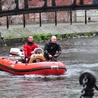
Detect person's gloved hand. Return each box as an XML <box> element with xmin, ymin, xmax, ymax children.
<box><xmin>54</xmin><ymin>54</ymin><xmax>58</xmax><ymax>57</ymax></box>
<box><xmin>49</xmin><ymin>54</ymin><xmax>52</xmax><ymax>58</ymax></box>
<box><xmin>26</xmin><ymin>58</ymin><xmax>29</xmax><ymax>62</ymax></box>
<box><xmin>31</xmin><ymin>51</ymin><xmax>35</xmax><ymax>54</ymax></box>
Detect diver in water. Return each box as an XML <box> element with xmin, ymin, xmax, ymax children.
<box><xmin>44</xmin><ymin>36</ymin><xmax>61</xmax><ymax>61</ymax></box>
<box><xmin>23</xmin><ymin>36</ymin><xmax>38</xmax><ymax>62</ymax></box>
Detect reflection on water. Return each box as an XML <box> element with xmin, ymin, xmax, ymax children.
<box><xmin>0</xmin><ymin>37</ymin><xmax>98</xmax><ymax>98</ymax></box>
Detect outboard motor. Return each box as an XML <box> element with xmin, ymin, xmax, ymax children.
<box><xmin>79</xmin><ymin>71</ymin><xmax>98</xmax><ymax>98</ymax></box>
<box><xmin>9</xmin><ymin>48</ymin><xmax>24</xmax><ymax>61</ymax></box>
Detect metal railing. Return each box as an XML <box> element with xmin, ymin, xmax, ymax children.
<box><xmin>0</xmin><ymin>0</ymin><xmax>98</xmax><ymax>28</ymax></box>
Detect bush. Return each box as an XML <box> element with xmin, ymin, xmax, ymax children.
<box><xmin>40</xmin><ymin>33</ymin><xmax>48</xmax><ymax>40</ymax></box>
<box><xmin>5</xmin><ymin>35</ymin><xmax>13</xmax><ymax>39</ymax></box>
<box><xmin>33</xmin><ymin>34</ymin><xmax>41</xmax><ymax>42</ymax></box>
<box><xmin>56</xmin><ymin>33</ymin><xmax>61</xmax><ymax>40</ymax></box>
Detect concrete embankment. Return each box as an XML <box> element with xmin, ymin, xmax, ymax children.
<box><xmin>0</xmin><ymin>23</ymin><xmax>98</xmax><ymax>46</ymax></box>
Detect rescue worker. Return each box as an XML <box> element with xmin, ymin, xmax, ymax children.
<box><xmin>23</xmin><ymin>36</ymin><xmax>38</xmax><ymax>62</ymax></box>
<box><xmin>44</xmin><ymin>36</ymin><xmax>61</xmax><ymax>61</ymax></box>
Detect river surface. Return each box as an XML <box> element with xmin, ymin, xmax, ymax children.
<box><xmin>0</xmin><ymin>37</ymin><xmax>98</xmax><ymax>98</ymax></box>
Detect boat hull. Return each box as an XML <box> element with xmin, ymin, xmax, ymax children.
<box><xmin>0</xmin><ymin>57</ymin><xmax>66</xmax><ymax>75</ymax></box>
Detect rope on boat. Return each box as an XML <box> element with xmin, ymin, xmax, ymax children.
<box><xmin>79</xmin><ymin>72</ymin><xmax>98</xmax><ymax>98</ymax></box>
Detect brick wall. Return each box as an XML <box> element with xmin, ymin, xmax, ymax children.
<box><xmin>27</xmin><ymin>0</ymin><xmax>92</xmax><ymax>6</ymax></box>
<box><xmin>77</xmin><ymin>0</ymin><xmax>92</xmax><ymax>4</ymax></box>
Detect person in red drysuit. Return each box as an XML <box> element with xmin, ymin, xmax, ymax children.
<box><xmin>23</xmin><ymin>36</ymin><xmax>38</xmax><ymax>62</ymax></box>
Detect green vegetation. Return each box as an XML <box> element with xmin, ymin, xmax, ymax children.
<box><xmin>32</xmin><ymin>32</ymin><xmax>98</xmax><ymax>42</ymax></box>
<box><xmin>56</xmin><ymin>33</ymin><xmax>61</xmax><ymax>40</ymax></box>
<box><xmin>33</xmin><ymin>33</ymin><xmax>52</xmax><ymax>42</ymax></box>
<box><xmin>33</xmin><ymin>34</ymin><xmax>42</xmax><ymax>42</ymax></box>
<box><xmin>40</xmin><ymin>33</ymin><xmax>48</xmax><ymax>40</ymax></box>
<box><xmin>4</xmin><ymin>31</ymin><xmax>98</xmax><ymax>43</ymax></box>
<box><xmin>20</xmin><ymin>34</ymin><xmax>27</xmax><ymax>42</ymax></box>
<box><xmin>64</xmin><ymin>33</ymin><xmax>69</xmax><ymax>39</ymax></box>
<box><xmin>5</xmin><ymin>35</ymin><xmax>13</xmax><ymax>39</ymax></box>
<box><xmin>73</xmin><ymin>33</ymin><xmax>78</xmax><ymax>38</ymax></box>
<box><xmin>47</xmin><ymin>33</ymin><xmax>52</xmax><ymax>38</ymax></box>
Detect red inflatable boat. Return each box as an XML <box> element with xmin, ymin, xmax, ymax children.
<box><xmin>0</xmin><ymin>57</ymin><xmax>66</xmax><ymax>75</ymax></box>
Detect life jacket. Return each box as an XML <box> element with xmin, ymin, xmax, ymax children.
<box><xmin>29</xmin><ymin>54</ymin><xmax>46</xmax><ymax>63</ymax></box>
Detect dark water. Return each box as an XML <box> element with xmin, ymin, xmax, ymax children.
<box><xmin>0</xmin><ymin>37</ymin><xmax>98</xmax><ymax>98</ymax></box>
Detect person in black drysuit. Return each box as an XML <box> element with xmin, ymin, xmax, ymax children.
<box><xmin>44</xmin><ymin>36</ymin><xmax>61</xmax><ymax>61</ymax></box>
